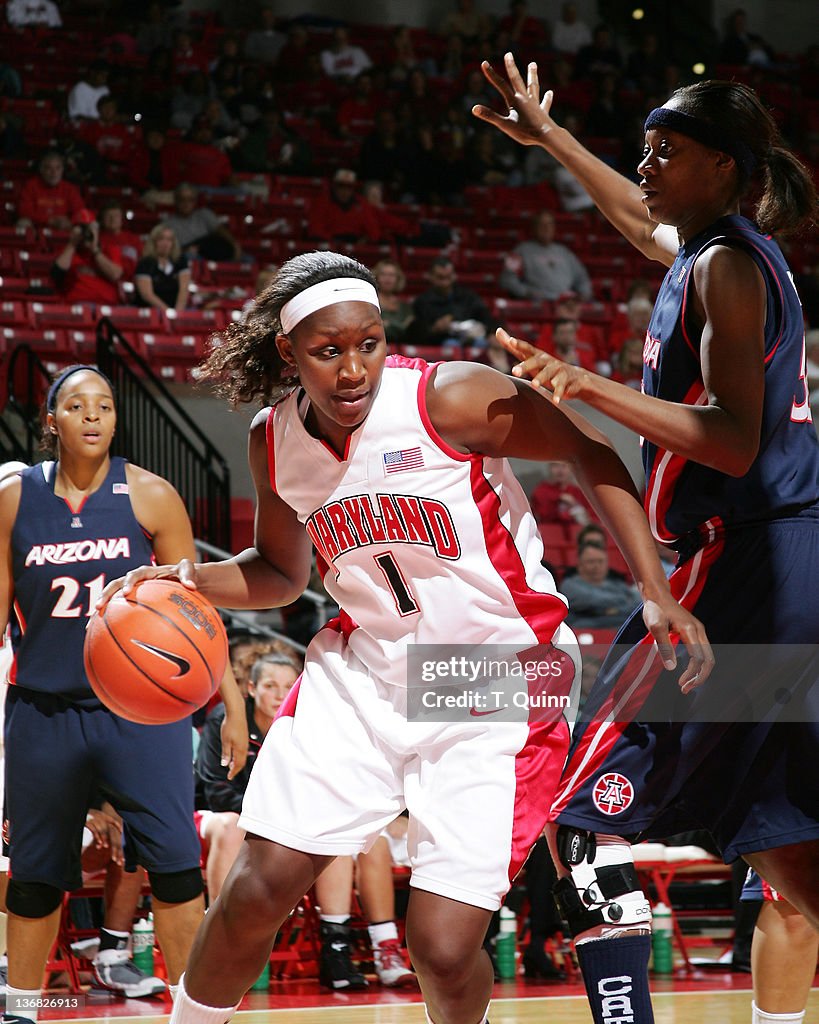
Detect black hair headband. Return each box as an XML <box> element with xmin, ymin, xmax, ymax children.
<box><xmin>644</xmin><ymin>106</ymin><xmax>757</xmax><ymax>180</ymax></box>
<box><xmin>46</xmin><ymin>365</ymin><xmax>114</xmax><ymax>413</ymax></box>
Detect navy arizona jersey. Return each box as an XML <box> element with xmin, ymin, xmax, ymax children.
<box><xmin>641</xmin><ymin>214</ymin><xmax>819</xmax><ymax>545</ymax></box>
<box><xmin>9</xmin><ymin>457</ymin><xmax>155</xmax><ymax>702</ymax></box>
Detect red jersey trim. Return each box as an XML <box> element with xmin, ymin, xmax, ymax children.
<box><xmin>415</xmin><ymin>361</ymin><xmax>474</xmax><ymax>464</ymax></box>
<box><xmin>265</xmin><ymin>405</ymin><xmax>277</xmax><ymax>494</ymax></box>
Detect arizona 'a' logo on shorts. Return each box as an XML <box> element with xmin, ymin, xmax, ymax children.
<box><xmin>592</xmin><ymin>772</ymin><xmax>635</xmax><ymax>815</ymax></box>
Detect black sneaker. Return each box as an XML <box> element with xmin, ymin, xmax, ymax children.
<box><xmin>318</xmin><ymin>921</ymin><xmax>369</xmax><ymax>991</ymax></box>
<box><xmin>3</xmin><ymin>1015</ymin><xmax>37</xmax><ymax>1024</ymax></box>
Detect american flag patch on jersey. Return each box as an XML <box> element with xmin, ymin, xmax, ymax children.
<box><xmin>113</xmin><ymin>483</ymin><xmax>129</xmax><ymax>494</ymax></box>
<box><xmin>383</xmin><ymin>447</ymin><xmax>424</xmax><ymax>475</ymax></box>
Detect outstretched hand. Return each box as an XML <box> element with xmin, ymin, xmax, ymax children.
<box><xmin>497</xmin><ymin>327</ymin><xmax>590</xmax><ymax>403</ymax></box>
<box><xmin>472</xmin><ymin>53</ymin><xmax>559</xmax><ymax>145</ymax></box>
<box><xmin>640</xmin><ymin>588</ymin><xmax>715</xmax><ymax>694</ymax></box>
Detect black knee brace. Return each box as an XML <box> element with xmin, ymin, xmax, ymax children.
<box><xmin>552</xmin><ymin>826</ymin><xmax>651</xmax><ymax>938</ymax></box>
<box><xmin>148</xmin><ymin>866</ymin><xmax>204</xmax><ymax>904</ymax></box>
<box><xmin>7</xmin><ymin>879</ymin><xmax>63</xmax><ymax>918</ymax></box>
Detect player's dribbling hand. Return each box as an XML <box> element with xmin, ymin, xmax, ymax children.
<box><xmin>497</xmin><ymin>328</ymin><xmax>589</xmax><ymax>403</ymax></box>
<box><xmin>640</xmin><ymin>589</ymin><xmax>715</xmax><ymax>693</ymax></box>
<box><xmin>472</xmin><ymin>53</ymin><xmax>559</xmax><ymax>146</ymax></box>
<box><xmin>85</xmin><ymin>806</ymin><xmax>124</xmax><ymax>865</ymax></box>
<box><xmin>95</xmin><ymin>560</ymin><xmax>199</xmax><ymax>611</ymax></box>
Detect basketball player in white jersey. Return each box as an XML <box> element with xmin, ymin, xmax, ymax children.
<box><xmin>100</xmin><ymin>251</ymin><xmax>712</xmax><ymax>1024</ymax></box>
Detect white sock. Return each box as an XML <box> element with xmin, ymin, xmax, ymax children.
<box><xmin>752</xmin><ymin>1003</ymin><xmax>805</xmax><ymax>1024</ymax></box>
<box><xmin>368</xmin><ymin>921</ymin><xmax>398</xmax><ymax>947</ymax></box>
<box><xmin>7</xmin><ymin>985</ymin><xmax>42</xmax><ymax>1023</ymax></box>
<box><xmin>168</xmin><ymin>973</ymin><xmax>241</xmax><ymax>1024</ymax></box>
<box><xmin>0</xmin><ymin>955</ymin><xmax>7</xmax><ymax>968</ymax></box>
<box><xmin>320</xmin><ymin>914</ymin><xmax>349</xmax><ymax>925</ymax></box>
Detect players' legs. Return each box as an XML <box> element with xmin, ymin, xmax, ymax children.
<box><xmin>176</xmin><ymin>836</ymin><xmax>332</xmax><ymax>1009</ymax></box>
<box><xmin>745</xmin><ymin>840</ymin><xmax>819</xmax><ymax>932</ymax></box>
<box><xmin>153</xmin><ymin>894</ymin><xmax>206</xmax><ymax>984</ymax></box>
<box><xmin>751</xmin><ymin>899</ymin><xmax>818</xmax><ymax>1021</ymax></box>
<box><xmin>405</xmin><ymin>890</ymin><xmax>493</xmax><ymax>1024</ymax></box>
<box><xmin>545</xmin><ymin>824</ymin><xmax>655</xmax><ymax>1024</ymax></box>
<box><xmin>199</xmin><ymin>812</ymin><xmax>245</xmax><ymax>902</ymax></box>
<box><xmin>6</xmin><ymin>904</ymin><xmax>62</xmax><ymax>991</ymax></box>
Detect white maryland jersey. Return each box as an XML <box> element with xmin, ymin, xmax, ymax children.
<box><xmin>267</xmin><ymin>356</ymin><xmax>568</xmax><ymax>686</ymax></box>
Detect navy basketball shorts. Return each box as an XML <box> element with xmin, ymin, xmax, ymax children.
<box><xmin>551</xmin><ymin>507</ymin><xmax>819</xmax><ymax>861</ymax></box>
<box><xmin>5</xmin><ymin>687</ymin><xmax>201</xmax><ymax>890</ymax></box>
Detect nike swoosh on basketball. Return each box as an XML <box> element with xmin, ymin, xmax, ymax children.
<box><xmin>131</xmin><ymin>640</ymin><xmax>191</xmax><ymax>676</ymax></box>
<box><xmin>469</xmin><ymin>706</ymin><xmax>507</xmax><ymax>717</ymax></box>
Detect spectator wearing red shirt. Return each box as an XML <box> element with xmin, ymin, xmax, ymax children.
<box><xmin>16</xmin><ymin>150</ymin><xmax>85</xmax><ymax>229</ymax></box>
<box><xmin>163</xmin><ymin>116</ymin><xmax>235</xmax><ymax>190</ymax></box>
<box><xmin>306</xmin><ymin>168</ymin><xmax>381</xmax><ymax>245</ymax></box>
<box><xmin>98</xmin><ymin>199</ymin><xmax>142</xmax><ymax>280</ymax></box>
<box><xmin>128</xmin><ymin>125</ymin><xmax>174</xmax><ymax>191</ymax></box>
<box><xmin>537</xmin><ymin>316</ymin><xmax>598</xmax><ymax>372</ymax></box>
<box><xmin>50</xmin><ymin>207</ymin><xmax>123</xmax><ymax>305</ymax></box>
<box><xmin>529</xmin><ymin>460</ymin><xmax>596</xmax><ymax>527</ymax></box>
<box><xmin>77</xmin><ymin>95</ymin><xmax>134</xmax><ymax>173</ymax></box>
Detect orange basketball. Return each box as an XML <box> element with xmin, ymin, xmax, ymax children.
<box><xmin>84</xmin><ymin>579</ymin><xmax>228</xmax><ymax>725</ymax></box>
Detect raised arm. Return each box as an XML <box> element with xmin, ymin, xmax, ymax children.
<box><xmin>473</xmin><ymin>53</ymin><xmax>678</xmax><ymax>266</ymax></box>
<box><xmin>498</xmin><ymin>241</ymin><xmax>767</xmax><ymax>477</ymax></box>
<box><xmin>426</xmin><ymin>362</ymin><xmax>713</xmax><ymax>688</ymax></box>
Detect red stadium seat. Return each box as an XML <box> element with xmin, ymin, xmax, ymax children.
<box><xmin>98</xmin><ymin>305</ymin><xmax>164</xmax><ymax>332</ymax></box>
<box><xmin>163</xmin><ymin>308</ymin><xmax>224</xmax><ymax>334</ymax></box>
<box><xmin>0</xmin><ymin>300</ymin><xmax>31</xmax><ymax>327</ymax></box>
<box><xmin>30</xmin><ymin>302</ymin><xmax>96</xmax><ymax>329</ymax></box>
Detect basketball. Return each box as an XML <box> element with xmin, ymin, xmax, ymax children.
<box><xmin>84</xmin><ymin>579</ymin><xmax>228</xmax><ymax>725</ymax></box>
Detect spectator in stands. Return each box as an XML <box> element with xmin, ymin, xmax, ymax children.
<box><xmin>439</xmin><ymin>31</ymin><xmax>465</xmax><ymax>81</ymax></box>
<box><xmin>165</xmin><ymin>118</ymin><xmax>236</xmax><ymax>190</ymax></box>
<box><xmin>357</xmin><ymin>109</ymin><xmax>417</xmax><ymax>197</ymax></box>
<box><xmin>562</xmin><ymin>524</ymin><xmax>628</xmax><ymax>582</ymax></box>
<box><xmin>584</xmin><ymin>72</ymin><xmax>621</xmax><ymax>139</ymax></box>
<box><xmin>306</xmin><ymin>168</ymin><xmax>381</xmax><ymax>246</ymax></box>
<box><xmin>560</xmin><ymin>542</ymin><xmax>639</xmax><ymax>629</ymax></box>
<box><xmin>320</xmin><ymin>26</ymin><xmax>372</xmax><ymax>81</ymax></box>
<box><xmin>67</xmin><ymin>61</ymin><xmax>110</xmax><ymax>121</ymax></box>
<box><xmin>466</xmin><ymin>129</ymin><xmax>523</xmax><ymax>187</ymax></box>
<box><xmin>552</xmin><ymin>2</ymin><xmax>591</xmax><ymax>55</ymax></box>
<box><xmin>373</xmin><ymin>259</ymin><xmax>414</xmax><ymax>346</ymax></box>
<box><xmin>438</xmin><ymin>0</ymin><xmax>492</xmax><ymax>44</ymax></box>
<box><xmin>387</xmin><ymin>25</ymin><xmax>437</xmax><ymax>85</ymax></box>
<box><xmin>624</xmin><ymin>30</ymin><xmax>666</xmax><ymax>97</ymax></box>
<box><xmin>410</xmin><ymin>256</ymin><xmax>493</xmax><ymax>349</ymax></box>
<box><xmin>273</xmin><ymin>24</ymin><xmax>313</xmax><ymax>84</ymax></box>
<box><xmin>610</xmin><ymin>293</ymin><xmax>653</xmax><ymax>358</ymax></box>
<box><xmin>237</xmin><ymin>103</ymin><xmax>311</xmax><ymax>176</ymax></box>
<box><xmin>163</xmin><ymin>183</ymin><xmax>242</xmax><ymax>262</ymax></box>
<box><xmin>135</xmin><ymin>1</ymin><xmax>174</xmax><ymax>54</ymax></box>
<box><xmin>0</xmin><ymin>109</ymin><xmax>24</xmax><ymax>158</ymax></box>
<box><xmin>16</xmin><ymin>150</ymin><xmax>84</xmax><ymax>229</ymax></box>
<box><xmin>574</xmin><ymin>24</ymin><xmax>623</xmax><ymax>81</ymax></box>
<box><xmin>226</xmin><ymin>64</ymin><xmax>273</xmax><ymax>129</ymax></box>
<box><xmin>549</xmin><ymin>317</ymin><xmax>597</xmax><ymax>371</ymax></box>
<box><xmin>243</xmin><ymin>3</ymin><xmax>286</xmax><ymax>66</ymax></box>
<box><xmin>720</xmin><ymin>8</ymin><xmax>774</xmax><ymax>67</ymax></box>
<box><xmin>135</xmin><ymin>224</ymin><xmax>191</xmax><ymax>312</ymax></box>
<box><xmin>170</xmin><ymin>27</ymin><xmax>208</xmax><ymax>81</ymax></box>
<box><xmin>0</xmin><ymin>62</ymin><xmax>22</xmax><ymax>98</ymax></box>
<box><xmin>530</xmin><ymin>460</ymin><xmax>594</xmax><ymax>527</ymax></box>
<box><xmin>496</xmin><ymin>0</ymin><xmax>547</xmax><ymax>46</ymax></box>
<box><xmin>499</xmin><ymin>210</ymin><xmax>593</xmax><ymax>302</ymax></box>
<box><xmin>77</xmin><ymin>94</ymin><xmax>134</xmax><ymax>176</ymax></box>
<box><xmin>170</xmin><ymin>70</ymin><xmax>212</xmax><ymax>133</ymax></box>
<box><xmin>128</xmin><ymin>124</ymin><xmax>172</xmax><ymax>191</ymax></box>
<box><xmin>337</xmin><ymin>70</ymin><xmax>378</xmax><ymax>136</ymax></box>
<box><xmin>6</xmin><ymin>0</ymin><xmax>62</xmax><ymax>28</ymax></box>
<box><xmin>50</xmin><ymin>206</ymin><xmax>124</xmax><ymax>304</ymax></box>
<box><xmin>611</xmin><ymin>336</ymin><xmax>644</xmax><ymax>389</ymax></box>
<box><xmin>98</xmin><ymin>199</ymin><xmax>141</xmax><ymax>279</ymax></box>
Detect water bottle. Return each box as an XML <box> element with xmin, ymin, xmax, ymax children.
<box><xmin>250</xmin><ymin>959</ymin><xmax>271</xmax><ymax>991</ymax></box>
<box><xmin>651</xmin><ymin>902</ymin><xmax>673</xmax><ymax>975</ymax></box>
<box><xmin>495</xmin><ymin>906</ymin><xmax>517</xmax><ymax>979</ymax></box>
<box><xmin>132</xmin><ymin>913</ymin><xmax>155</xmax><ymax>974</ymax></box>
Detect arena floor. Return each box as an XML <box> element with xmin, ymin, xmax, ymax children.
<box><xmin>39</xmin><ymin>969</ymin><xmax>819</xmax><ymax>1024</ymax></box>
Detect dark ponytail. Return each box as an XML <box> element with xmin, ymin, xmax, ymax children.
<box><xmin>671</xmin><ymin>79</ymin><xmax>818</xmax><ymax>237</ymax></box>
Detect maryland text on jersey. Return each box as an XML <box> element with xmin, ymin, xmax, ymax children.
<box><xmin>305</xmin><ymin>492</ymin><xmax>461</xmax><ymax>565</ymax></box>
<box><xmin>24</xmin><ymin>537</ymin><xmax>132</xmax><ymax>566</ymax></box>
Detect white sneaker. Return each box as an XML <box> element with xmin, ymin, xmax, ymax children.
<box><xmin>373</xmin><ymin>939</ymin><xmax>417</xmax><ymax>988</ymax></box>
<box><xmin>70</xmin><ymin>936</ymin><xmax>101</xmax><ymax>960</ymax></box>
<box><xmin>93</xmin><ymin>949</ymin><xmax>166</xmax><ymax>998</ymax></box>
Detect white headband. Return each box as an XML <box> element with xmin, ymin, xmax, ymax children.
<box><xmin>279</xmin><ymin>278</ymin><xmax>381</xmax><ymax>334</ymax></box>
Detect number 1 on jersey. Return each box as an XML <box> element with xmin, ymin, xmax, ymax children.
<box><xmin>374</xmin><ymin>553</ymin><xmax>419</xmax><ymax>616</ymax></box>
